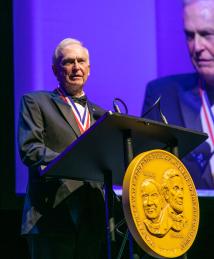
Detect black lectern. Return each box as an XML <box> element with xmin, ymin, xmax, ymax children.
<box><xmin>40</xmin><ymin>112</ymin><xmax>207</xmax><ymax>259</ymax></box>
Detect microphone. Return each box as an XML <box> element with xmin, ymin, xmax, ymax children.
<box><xmin>160</xmin><ymin>111</ymin><xmax>168</xmax><ymax>125</ymax></box>
<box><xmin>113</xmin><ymin>98</ymin><xmax>128</xmax><ymax>114</ymax></box>
<box><xmin>142</xmin><ymin>96</ymin><xmax>168</xmax><ymax>125</ymax></box>
<box><xmin>113</xmin><ymin>101</ymin><xmax>121</xmax><ymax>113</ymax></box>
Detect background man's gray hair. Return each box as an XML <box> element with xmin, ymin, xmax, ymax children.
<box><xmin>52</xmin><ymin>38</ymin><xmax>89</xmax><ymax>65</ymax></box>
<box><xmin>183</xmin><ymin>0</ymin><xmax>212</xmax><ymax>5</ymax></box>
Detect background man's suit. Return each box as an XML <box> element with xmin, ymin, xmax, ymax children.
<box><xmin>142</xmin><ymin>73</ymin><xmax>214</xmax><ymax>189</ymax></box>
<box><xmin>18</xmin><ymin>89</ymin><xmax>107</xmax><ymax>258</ymax></box>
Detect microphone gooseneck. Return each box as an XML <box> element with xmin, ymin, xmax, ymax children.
<box><xmin>113</xmin><ymin>98</ymin><xmax>128</xmax><ymax>114</ymax></box>
<box><xmin>142</xmin><ymin>95</ymin><xmax>168</xmax><ymax>125</ymax></box>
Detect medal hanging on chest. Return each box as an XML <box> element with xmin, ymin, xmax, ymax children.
<box><xmin>56</xmin><ymin>87</ymin><xmax>90</xmax><ymax>133</ymax></box>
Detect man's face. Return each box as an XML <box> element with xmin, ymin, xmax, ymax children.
<box><xmin>53</xmin><ymin>44</ymin><xmax>90</xmax><ymax>96</ymax></box>
<box><xmin>184</xmin><ymin>1</ymin><xmax>214</xmax><ymax>82</ymax></box>
<box><xmin>167</xmin><ymin>176</ymin><xmax>184</xmax><ymax>214</ymax></box>
<box><xmin>142</xmin><ymin>182</ymin><xmax>162</xmax><ymax>222</ymax></box>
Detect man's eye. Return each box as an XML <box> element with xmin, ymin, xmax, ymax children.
<box><xmin>62</xmin><ymin>60</ymin><xmax>71</xmax><ymax>65</ymax></box>
<box><xmin>185</xmin><ymin>32</ymin><xmax>195</xmax><ymax>41</ymax></box>
<box><xmin>78</xmin><ymin>59</ymin><xmax>86</xmax><ymax>64</ymax></box>
<box><xmin>173</xmin><ymin>186</ymin><xmax>179</xmax><ymax>191</ymax></box>
<box><xmin>203</xmin><ymin>33</ymin><xmax>214</xmax><ymax>40</ymax></box>
<box><xmin>152</xmin><ymin>193</ymin><xmax>158</xmax><ymax>197</ymax></box>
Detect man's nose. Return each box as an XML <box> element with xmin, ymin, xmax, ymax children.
<box><xmin>147</xmin><ymin>196</ymin><xmax>154</xmax><ymax>205</ymax></box>
<box><xmin>73</xmin><ymin>59</ymin><xmax>80</xmax><ymax>69</ymax></box>
<box><xmin>193</xmin><ymin>34</ymin><xmax>204</xmax><ymax>53</ymax></box>
<box><xmin>177</xmin><ymin>189</ymin><xmax>184</xmax><ymax>198</ymax></box>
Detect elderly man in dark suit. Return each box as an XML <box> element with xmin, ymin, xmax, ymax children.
<box><xmin>18</xmin><ymin>38</ymin><xmax>107</xmax><ymax>259</ymax></box>
<box><xmin>142</xmin><ymin>0</ymin><xmax>214</xmax><ymax>190</ymax></box>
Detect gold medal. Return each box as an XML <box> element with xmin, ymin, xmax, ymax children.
<box><xmin>122</xmin><ymin>149</ymin><xmax>199</xmax><ymax>258</ymax></box>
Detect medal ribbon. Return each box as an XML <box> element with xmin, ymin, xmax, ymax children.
<box><xmin>199</xmin><ymin>80</ymin><xmax>214</xmax><ymax>146</ymax></box>
<box><xmin>56</xmin><ymin>87</ymin><xmax>90</xmax><ymax>133</ymax></box>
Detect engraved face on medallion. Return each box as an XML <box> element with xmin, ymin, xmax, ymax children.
<box><xmin>162</xmin><ymin>169</ymin><xmax>184</xmax><ymax>214</ymax></box>
<box><xmin>141</xmin><ymin>179</ymin><xmax>169</xmax><ymax>237</ymax></box>
<box><xmin>141</xmin><ymin>179</ymin><xmax>163</xmax><ymax>221</ymax></box>
<box><xmin>122</xmin><ymin>149</ymin><xmax>199</xmax><ymax>258</ymax></box>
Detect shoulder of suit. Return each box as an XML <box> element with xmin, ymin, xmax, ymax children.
<box><xmin>22</xmin><ymin>90</ymin><xmax>55</xmax><ymax>101</ymax></box>
<box><xmin>147</xmin><ymin>72</ymin><xmax>199</xmax><ymax>91</ymax></box>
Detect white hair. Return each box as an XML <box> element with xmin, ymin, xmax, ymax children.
<box><xmin>183</xmin><ymin>0</ymin><xmax>213</xmax><ymax>6</ymax></box>
<box><xmin>52</xmin><ymin>38</ymin><xmax>89</xmax><ymax>65</ymax></box>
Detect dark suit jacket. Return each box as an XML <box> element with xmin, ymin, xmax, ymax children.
<box><xmin>18</xmin><ymin>89</ymin><xmax>107</xmax><ymax>235</ymax></box>
<box><xmin>142</xmin><ymin>73</ymin><xmax>214</xmax><ymax>189</ymax></box>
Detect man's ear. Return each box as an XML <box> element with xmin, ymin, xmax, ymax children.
<box><xmin>52</xmin><ymin>64</ymin><xmax>57</xmax><ymax>76</ymax></box>
<box><xmin>88</xmin><ymin>65</ymin><xmax>90</xmax><ymax>76</ymax></box>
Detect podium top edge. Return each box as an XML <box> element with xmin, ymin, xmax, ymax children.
<box><xmin>104</xmin><ymin>111</ymin><xmax>208</xmax><ymax>139</ymax></box>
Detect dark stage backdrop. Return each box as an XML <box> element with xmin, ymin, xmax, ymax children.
<box><xmin>0</xmin><ymin>0</ymin><xmax>22</xmax><ymax>209</ymax></box>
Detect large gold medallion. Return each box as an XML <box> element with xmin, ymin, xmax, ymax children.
<box><xmin>122</xmin><ymin>149</ymin><xmax>199</xmax><ymax>258</ymax></box>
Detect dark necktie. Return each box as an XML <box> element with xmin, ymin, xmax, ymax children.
<box><xmin>71</xmin><ymin>95</ymin><xmax>87</xmax><ymax>107</ymax></box>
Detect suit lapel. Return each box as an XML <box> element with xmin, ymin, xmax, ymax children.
<box><xmin>87</xmin><ymin>102</ymin><xmax>97</xmax><ymax>125</ymax></box>
<box><xmin>51</xmin><ymin>92</ymin><xmax>81</xmax><ymax>136</ymax></box>
<box><xmin>51</xmin><ymin>90</ymin><xmax>105</xmax><ymax>135</ymax></box>
<box><xmin>178</xmin><ymin>75</ymin><xmax>202</xmax><ymax>132</ymax></box>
